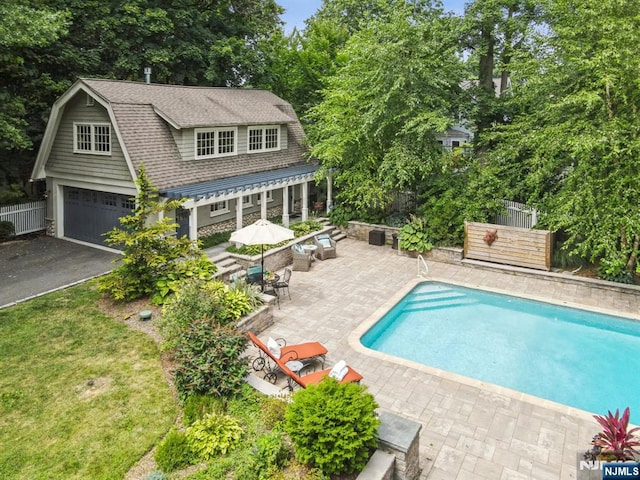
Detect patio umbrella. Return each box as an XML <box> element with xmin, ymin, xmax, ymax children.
<box><xmin>229</xmin><ymin>219</ymin><xmax>295</xmax><ymax>291</ymax></box>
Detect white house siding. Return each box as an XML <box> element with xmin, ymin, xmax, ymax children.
<box><xmin>47</xmin><ymin>92</ymin><xmax>131</xmax><ymax>183</ymax></box>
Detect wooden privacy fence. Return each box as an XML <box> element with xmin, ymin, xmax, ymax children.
<box><xmin>464</xmin><ymin>221</ymin><xmax>553</xmax><ymax>271</ymax></box>
<box><xmin>0</xmin><ymin>200</ymin><xmax>46</xmax><ymax>235</ymax></box>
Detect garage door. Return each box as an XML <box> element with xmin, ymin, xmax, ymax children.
<box><xmin>64</xmin><ymin>187</ymin><xmax>134</xmax><ymax>246</ymax></box>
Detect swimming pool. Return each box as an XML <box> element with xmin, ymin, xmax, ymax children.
<box><xmin>360</xmin><ymin>281</ymin><xmax>640</xmax><ymax>418</ymax></box>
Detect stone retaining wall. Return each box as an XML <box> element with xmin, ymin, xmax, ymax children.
<box><xmin>229</xmin><ymin>225</ymin><xmax>334</xmax><ymax>273</ymax></box>
<box><xmin>343</xmin><ymin>221</ymin><xmax>463</xmax><ymax>264</ymax></box>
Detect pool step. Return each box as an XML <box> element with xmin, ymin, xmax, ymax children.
<box><xmin>402</xmin><ymin>295</ymin><xmax>475</xmax><ymax>312</ymax></box>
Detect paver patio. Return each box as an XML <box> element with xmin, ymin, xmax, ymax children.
<box><xmin>248</xmin><ymin>237</ymin><xmax>640</xmax><ymax>480</ymax></box>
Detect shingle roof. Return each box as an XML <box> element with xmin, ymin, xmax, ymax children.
<box><xmin>79</xmin><ymin>79</ymin><xmax>308</xmax><ymax>190</ymax></box>
<box><xmin>82</xmin><ymin>78</ymin><xmax>296</xmax><ymax>128</ymax></box>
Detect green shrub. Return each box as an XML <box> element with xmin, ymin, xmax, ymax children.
<box><xmin>229</xmin><ymin>277</ymin><xmax>263</xmax><ymax>310</ymax></box>
<box><xmin>154</xmin><ymin>428</ymin><xmax>194</xmax><ymax>473</ymax></box>
<box><xmin>218</xmin><ymin>287</ymin><xmax>255</xmax><ymax>322</ymax></box>
<box><xmin>252</xmin><ymin>432</ymin><xmax>291</xmax><ymax>480</ymax></box>
<box><xmin>174</xmin><ymin>321</ymin><xmax>248</xmax><ymax>400</ymax></box>
<box><xmin>0</xmin><ymin>221</ymin><xmax>15</xmax><ymax>241</ymax></box>
<box><xmin>384</xmin><ymin>212</ymin><xmax>409</xmax><ymax>228</ymax></box>
<box><xmin>397</xmin><ymin>215</ymin><xmax>433</xmax><ymax>252</ymax></box>
<box><xmin>599</xmin><ymin>256</ymin><xmax>634</xmax><ymax>284</ymax></box>
<box><xmin>158</xmin><ymin>280</ymin><xmax>224</xmax><ymax>351</ymax></box>
<box><xmin>261</xmin><ymin>396</ymin><xmax>288</xmax><ymax>430</ymax></box>
<box><xmin>186</xmin><ymin>412</ymin><xmax>244</xmax><ymax>460</ymax></box>
<box><xmin>199</xmin><ymin>230</ymin><xmax>232</xmax><ymax>249</ymax></box>
<box><xmin>328</xmin><ymin>205</ymin><xmax>354</xmax><ymax>227</ymax></box>
<box><xmin>285</xmin><ymin>377</ymin><xmax>379</xmax><ymax>475</ymax></box>
<box><xmin>183</xmin><ymin>394</ymin><xmax>225</xmax><ymax>426</ymax></box>
<box><xmin>290</xmin><ymin>220</ymin><xmax>323</xmax><ymax>237</ymax></box>
<box><xmin>159</xmin><ymin>279</ymin><xmax>260</xmax><ymax>351</ymax></box>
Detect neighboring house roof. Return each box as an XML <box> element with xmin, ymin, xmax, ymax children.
<box><xmin>32</xmin><ymin>78</ymin><xmax>308</xmax><ymax>191</ymax></box>
<box><xmin>161</xmin><ymin>163</ymin><xmax>319</xmax><ymax>201</ymax></box>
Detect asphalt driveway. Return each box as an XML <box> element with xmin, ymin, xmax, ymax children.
<box><xmin>0</xmin><ymin>234</ymin><xmax>120</xmax><ymax>308</ymax></box>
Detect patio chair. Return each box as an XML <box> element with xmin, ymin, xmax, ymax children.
<box><xmin>272</xmin><ymin>268</ymin><xmax>291</xmax><ymax>300</ymax></box>
<box><xmin>246</xmin><ymin>264</ymin><xmax>263</xmax><ymax>284</ymax></box>
<box><xmin>313</xmin><ymin>234</ymin><xmax>337</xmax><ymax>260</ymax></box>
<box><xmin>291</xmin><ymin>244</ymin><xmax>311</xmax><ymax>271</ymax></box>
<box><xmin>280</xmin><ymin>359</ymin><xmax>363</xmax><ymax>390</ymax></box>
<box><xmin>248</xmin><ymin>331</ymin><xmax>328</xmax><ymax>383</ymax></box>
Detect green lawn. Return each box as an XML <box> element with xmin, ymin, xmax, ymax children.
<box><xmin>0</xmin><ymin>283</ymin><xmax>177</xmax><ymax>480</ymax></box>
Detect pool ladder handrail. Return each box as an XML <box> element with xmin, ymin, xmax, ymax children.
<box><xmin>417</xmin><ymin>255</ymin><xmax>429</xmax><ymax>278</ymax></box>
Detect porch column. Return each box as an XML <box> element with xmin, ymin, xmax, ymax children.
<box><xmin>235</xmin><ymin>196</ymin><xmax>244</xmax><ymax>247</ymax></box>
<box><xmin>260</xmin><ymin>189</ymin><xmax>268</xmax><ymax>219</ymax></box>
<box><xmin>188</xmin><ymin>206</ymin><xmax>198</xmax><ymax>241</ymax></box>
<box><xmin>282</xmin><ymin>185</ymin><xmax>290</xmax><ymax>227</ymax></box>
<box><xmin>301</xmin><ymin>182</ymin><xmax>309</xmax><ymax>221</ymax></box>
<box><xmin>326</xmin><ymin>174</ymin><xmax>333</xmax><ymax>213</ymax></box>
<box><xmin>236</xmin><ymin>196</ymin><xmax>244</xmax><ymax>230</ymax></box>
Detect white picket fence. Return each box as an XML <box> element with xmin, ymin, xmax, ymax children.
<box><xmin>493</xmin><ymin>199</ymin><xmax>541</xmax><ymax>229</ymax></box>
<box><xmin>0</xmin><ymin>200</ymin><xmax>46</xmax><ymax>235</ymax></box>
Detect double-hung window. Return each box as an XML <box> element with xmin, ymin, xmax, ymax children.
<box><xmin>195</xmin><ymin>127</ymin><xmax>237</xmax><ymax>159</ymax></box>
<box><xmin>248</xmin><ymin>126</ymin><xmax>280</xmax><ymax>153</ymax></box>
<box><xmin>257</xmin><ymin>191</ymin><xmax>273</xmax><ymax>204</ymax></box>
<box><xmin>74</xmin><ymin>123</ymin><xmax>111</xmax><ymax>155</ymax></box>
<box><xmin>210</xmin><ymin>201</ymin><xmax>229</xmax><ymax>217</ymax></box>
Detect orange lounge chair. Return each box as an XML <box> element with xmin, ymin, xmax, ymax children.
<box><xmin>248</xmin><ymin>332</ymin><xmax>328</xmax><ymax>382</ymax></box>
<box><xmin>279</xmin><ymin>361</ymin><xmax>363</xmax><ymax>390</ymax></box>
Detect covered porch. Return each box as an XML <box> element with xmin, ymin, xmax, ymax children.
<box><xmin>160</xmin><ymin>164</ymin><xmax>333</xmax><ymax>241</ymax></box>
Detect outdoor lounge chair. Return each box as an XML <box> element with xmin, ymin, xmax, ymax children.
<box><xmin>313</xmin><ymin>234</ymin><xmax>337</xmax><ymax>260</ymax></box>
<box><xmin>279</xmin><ymin>359</ymin><xmax>363</xmax><ymax>390</ymax></box>
<box><xmin>248</xmin><ymin>331</ymin><xmax>327</xmax><ymax>383</ymax></box>
<box><xmin>291</xmin><ymin>244</ymin><xmax>312</xmax><ymax>271</ymax></box>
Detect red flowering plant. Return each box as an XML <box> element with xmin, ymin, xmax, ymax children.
<box><xmin>591</xmin><ymin>407</ymin><xmax>640</xmax><ymax>461</ymax></box>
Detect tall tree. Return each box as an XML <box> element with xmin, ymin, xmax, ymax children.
<box><xmin>307</xmin><ymin>3</ymin><xmax>465</xmax><ymax>214</ymax></box>
<box><xmin>462</xmin><ymin>0</ymin><xmax>540</xmax><ymax>143</ymax></box>
<box><xmin>483</xmin><ymin>0</ymin><xmax>640</xmax><ymax>278</ymax></box>
<box><xmin>0</xmin><ymin>2</ymin><xmax>68</xmax><ymax>191</ymax></box>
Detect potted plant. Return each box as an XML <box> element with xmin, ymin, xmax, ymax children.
<box><xmin>586</xmin><ymin>407</ymin><xmax>640</xmax><ymax>461</ymax></box>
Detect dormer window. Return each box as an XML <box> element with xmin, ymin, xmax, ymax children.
<box><xmin>73</xmin><ymin>122</ymin><xmax>111</xmax><ymax>155</ymax></box>
<box><xmin>248</xmin><ymin>126</ymin><xmax>280</xmax><ymax>153</ymax></box>
<box><xmin>195</xmin><ymin>127</ymin><xmax>237</xmax><ymax>159</ymax></box>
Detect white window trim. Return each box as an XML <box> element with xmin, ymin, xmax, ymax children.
<box><xmin>242</xmin><ymin>195</ymin><xmax>253</xmax><ymax>207</ymax></box>
<box><xmin>86</xmin><ymin>94</ymin><xmax>94</xmax><ymax>106</ymax></box>
<box><xmin>210</xmin><ymin>200</ymin><xmax>229</xmax><ymax>216</ymax></box>
<box><xmin>73</xmin><ymin>122</ymin><xmax>111</xmax><ymax>155</ymax></box>
<box><xmin>247</xmin><ymin>125</ymin><xmax>280</xmax><ymax>153</ymax></box>
<box><xmin>257</xmin><ymin>191</ymin><xmax>273</xmax><ymax>204</ymax></box>
<box><xmin>195</xmin><ymin>127</ymin><xmax>238</xmax><ymax>159</ymax></box>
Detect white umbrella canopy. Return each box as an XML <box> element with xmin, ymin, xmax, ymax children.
<box><xmin>229</xmin><ymin>219</ymin><xmax>295</xmax><ymax>246</ymax></box>
<box><xmin>230</xmin><ymin>219</ymin><xmax>295</xmax><ymax>290</ymax></box>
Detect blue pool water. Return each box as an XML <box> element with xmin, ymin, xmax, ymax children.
<box><xmin>361</xmin><ymin>281</ymin><xmax>640</xmax><ymax>418</ymax></box>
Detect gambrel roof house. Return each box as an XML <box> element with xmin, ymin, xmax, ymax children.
<box><xmin>31</xmin><ymin>78</ymin><xmax>330</xmax><ymax>248</ymax></box>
